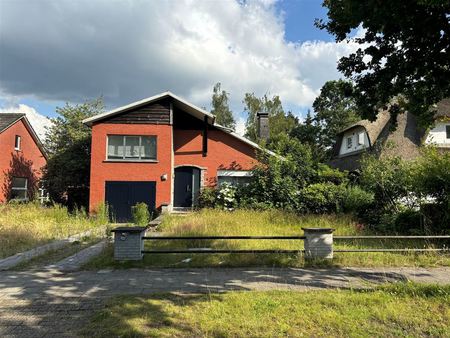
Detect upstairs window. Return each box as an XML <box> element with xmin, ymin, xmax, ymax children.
<box><xmin>446</xmin><ymin>125</ymin><xmax>450</xmax><ymax>139</ymax></box>
<box><xmin>11</xmin><ymin>177</ymin><xmax>28</xmax><ymax>200</ymax></box>
<box><xmin>358</xmin><ymin>132</ymin><xmax>365</xmax><ymax>145</ymax></box>
<box><xmin>346</xmin><ymin>136</ymin><xmax>353</xmax><ymax>149</ymax></box>
<box><xmin>107</xmin><ymin>135</ymin><xmax>157</xmax><ymax>161</ymax></box>
<box><xmin>14</xmin><ymin>135</ymin><xmax>21</xmax><ymax>150</ymax></box>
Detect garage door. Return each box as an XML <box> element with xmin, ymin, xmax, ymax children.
<box><xmin>105</xmin><ymin>181</ymin><xmax>156</xmax><ymax>223</ymax></box>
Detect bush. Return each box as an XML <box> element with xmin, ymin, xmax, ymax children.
<box><xmin>394</xmin><ymin>209</ymin><xmax>423</xmax><ymax>234</ymax></box>
<box><xmin>299</xmin><ymin>182</ymin><xmax>346</xmax><ymax>213</ymax></box>
<box><xmin>342</xmin><ymin>186</ymin><xmax>374</xmax><ymax>213</ymax></box>
<box><xmin>197</xmin><ymin>187</ymin><xmax>217</xmax><ymax>209</ymax></box>
<box><xmin>131</xmin><ymin>202</ymin><xmax>150</xmax><ymax>226</ymax></box>
<box><xmin>216</xmin><ymin>183</ymin><xmax>237</xmax><ymax>210</ymax></box>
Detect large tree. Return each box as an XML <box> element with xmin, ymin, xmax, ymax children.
<box><xmin>44</xmin><ymin>98</ymin><xmax>104</xmax><ymax>207</ymax></box>
<box><xmin>312</xmin><ymin>80</ymin><xmax>360</xmax><ymax>149</ymax></box>
<box><xmin>317</xmin><ymin>0</ymin><xmax>450</xmax><ymax>125</ymax></box>
<box><xmin>211</xmin><ymin>82</ymin><xmax>236</xmax><ymax>130</ymax></box>
<box><xmin>243</xmin><ymin>93</ymin><xmax>297</xmax><ymax>143</ymax></box>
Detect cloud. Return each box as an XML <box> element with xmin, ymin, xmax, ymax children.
<box><xmin>0</xmin><ymin>104</ymin><xmax>52</xmax><ymax>141</ymax></box>
<box><xmin>0</xmin><ymin>0</ymin><xmax>360</xmax><ymax>117</ymax></box>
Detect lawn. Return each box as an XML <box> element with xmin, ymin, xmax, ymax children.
<box><xmin>84</xmin><ymin>209</ymin><xmax>450</xmax><ymax>269</ymax></box>
<box><xmin>0</xmin><ymin>202</ymin><xmax>108</xmax><ymax>258</ymax></box>
<box><xmin>81</xmin><ymin>283</ymin><xmax>450</xmax><ymax>337</ymax></box>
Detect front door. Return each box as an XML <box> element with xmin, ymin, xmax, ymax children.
<box><xmin>105</xmin><ymin>181</ymin><xmax>156</xmax><ymax>222</ymax></box>
<box><xmin>174</xmin><ymin>167</ymin><xmax>200</xmax><ymax>207</ymax></box>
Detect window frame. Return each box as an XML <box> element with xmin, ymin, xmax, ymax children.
<box><xmin>217</xmin><ymin>170</ymin><xmax>252</xmax><ymax>186</ymax></box>
<box><xmin>106</xmin><ymin>135</ymin><xmax>157</xmax><ymax>162</ymax></box>
<box><xmin>346</xmin><ymin>136</ymin><xmax>353</xmax><ymax>149</ymax></box>
<box><xmin>11</xmin><ymin>177</ymin><xmax>28</xmax><ymax>201</ymax></box>
<box><xmin>14</xmin><ymin>135</ymin><xmax>21</xmax><ymax>150</ymax></box>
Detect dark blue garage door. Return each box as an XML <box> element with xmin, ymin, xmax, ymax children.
<box><xmin>105</xmin><ymin>181</ymin><xmax>156</xmax><ymax>223</ymax></box>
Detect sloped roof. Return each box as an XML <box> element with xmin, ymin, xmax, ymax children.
<box><xmin>338</xmin><ymin>110</ymin><xmax>391</xmax><ymax>146</ymax></box>
<box><xmin>0</xmin><ymin>113</ymin><xmax>25</xmax><ymax>133</ymax></box>
<box><xmin>83</xmin><ymin>91</ymin><xmax>264</xmax><ymax>152</ymax></box>
<box><xmin>0</xmin><ymin>113</ymin><xmax>48</xmax><ymax>159</ymax></box>
<box><xmin>435</xmin><ymin>98</ymin><xmax>450</xmax><ymax>119</ymax></box>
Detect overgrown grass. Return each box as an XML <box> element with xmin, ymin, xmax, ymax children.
<box><xmin>81</xmin><ymin>283</ymin><xmax>450</xmax><ymax>337</ymax></box>
<box><xmin>0</xmin><ymin>202</ymin><xmax>109</xmax><ymax>258</ymax></box>
<box><xmin>85</xmin><ymin>209</ymin><xmax>449</xmax><ymax>269</ymax></box>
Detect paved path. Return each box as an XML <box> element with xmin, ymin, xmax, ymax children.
<box><xmin>0</xmin><ymin>267</ymin><xmax>449</xmax><ymax>337</ymax></box>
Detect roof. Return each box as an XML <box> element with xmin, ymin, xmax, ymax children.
<box><xmin>0</xmin><ymin>113</ymin><xmax>26</xmax><ymax>133</ymax></box>
<box><xmin>338</xmin><ymin>110</ymin><xmax>391</xmax><ymax>146</ymax></box>
<box><xmin>83</xmin><ymin>91</ymin><xmax>215</xmax><ymax>126</ymax></box>
<box><xmin>83</xmin><ymin>91</ymin><xmax>265</xmax><ymax>152</ymax></box>
<box><xmin>435</xmin><ymin>98</ymin><xmax>450</xmax><ymax>119</ymax></box>
<box><xmin>0</xmin><ymin>113</ymin><xmax>48</xmax><ymax>159</ymax></box>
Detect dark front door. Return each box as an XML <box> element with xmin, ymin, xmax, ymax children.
<box><xmin>174</xmin><ymin>167</ymin><xmax>200</xmax><ymax>207</ymax></box>
<box><xmin>105</xmin><ymin>181</ymin><xmax>156</xmax><ymax>222</ymax></box>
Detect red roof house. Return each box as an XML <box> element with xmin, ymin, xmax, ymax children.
<box><xmin>0</xmin><ymin>114</ymin><xmax>47</xmax><ymax>202</ymax></box>
<box><xmin>83</xmin><ymin>92</ymin><xmax>262</xmax><ymax>222</ymax></box>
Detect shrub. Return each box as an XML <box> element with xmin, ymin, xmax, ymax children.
<box><xmin>342</xmin><ymin>185</ymin><xmax>374</xmax><ymax>213</ymax></box>
<box><xmin>131</xmin><ymin>202</ymin><xmax>150</xmax><ymax>226</ymax></box>
<box><xmin>299</xmin><ymin>182</ymin><xmax>346</xmax><ymax>213</ymax></box>
<box><xmin>197</xmin><ymin>187</ymin><xmax>217</xmax><ymax>209</ymax></box>
<box><xmin>216</xmin><ymin>183</ymin><xmax>237</xmax><ymax>210</ymax></box>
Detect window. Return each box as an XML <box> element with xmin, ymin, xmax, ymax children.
<box><xmin>358</xmin><ymin>132</ymin><xmax>365</xmax><ymax>145</ymax></box>
<box><xmin>217</xmin><ymin>170</ymin><xmax>252</xmax><ymax>186</ymax></box>
<box><xmin>446</xmin><ymin>125</ymin><xmax>450</xmax><ymax>139</ymax></box>
<box><xmin>107</xmin><ymin>135</ymin><xmax>157</xmax><ymax>161</ymax></box>
<box><xmin>346</xmin><ymin>136</ymin><xmax>353</xmax><ymax>149</ymax></box>
<box><xmin>14</xmin><ymin>135</ymin><xmax>21</xmax><ymax>150</ymax></box>
<box><xmin>11</xmin><ymin>177</ymin><xmax>28</xmax><ymax>200</ymax></box>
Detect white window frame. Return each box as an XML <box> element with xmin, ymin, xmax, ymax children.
<box><xmin>14</xmin><ymin>135</ymin><xmax>21</xmax><ymax>150</ymax></box>
<box><xmin>11</xmin><ymin>177</ymin><xmax>28</xmax><ymax>201</ymax></box>
<box><xmin>358</xmin><ymin>132</ymin><xmax>365</xmax><ymax>145</ymax></box>
<box><xmin>106</xmin><ymin>135</ymin><xmax>157</xmax><ymax>161</ymax></box>
<box><xmin>217</xmin><ymin>170</ymin><xmax>252</xmax><ymax>186</ymax></box>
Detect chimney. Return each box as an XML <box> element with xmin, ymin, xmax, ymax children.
<box><xmin>257</xmin><ymin>112</ymin><xmax>269</xmax><ymax>141</ymax></box>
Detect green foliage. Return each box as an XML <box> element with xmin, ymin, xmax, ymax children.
<box><xmin>317</xmin><ymin>0</ymin><xmax>450</xmax><ymax>126</ymax></box>
<box><xmin>299</xmin><ymin>182</ymin><xmax>346</xmax><ymax>214</ymax></box>
<box><xmin>211</xmin><ymin>82</ymin><xmax>236</xmax><ymax>130</ymax></box>
<box><xmin>243</xmin><ymin>93</ymin><xmax>298</xmax><ymax>143</ymax></box>
<box><xmin>43</xmin><ymin>98</ymin><xmax>104</xmax><ymax>207</ymax></box>
<box><xmin>341</xmin><ymin>185</ymin><xmax>374</xmax><ymax>213</ymax></box>
<box><xmin>197</xmin><ymin>187</ymin><xmax>217</xmax><ymax>209</ymax></box>
<box><xmin>131</xmin><ymin>202</ymin><xmax>150</xmax><ymax>226</ymax></box>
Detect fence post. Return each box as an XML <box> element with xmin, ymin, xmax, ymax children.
<box><xmin>111</xmin><ymin>226</ymin><xmax>146</xmax><ymax>261</ymax></box>
<box><xmin>302</xmin><ymin>228</ymin><xmax>334</xmax><ymax>260</ymax></box>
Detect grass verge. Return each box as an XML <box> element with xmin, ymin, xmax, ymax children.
<box><xmin>81</xmin><ymin>283</ymin><xmax>450</xmax><ymax>338</ymax></box>
<box><xmin>84</xmin><ymin>209</ymin><xmax>449</xmax><ymax>269</ymax></box>
<box><xmin>0</xmin><ymin>202</ymin><xmax>108</xmax><ymax>258</ymax></box>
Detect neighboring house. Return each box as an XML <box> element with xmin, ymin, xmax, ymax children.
<box><xmin>328</xmin><ymin>110</ymin><xmax>423</xmax><ymax>172</ymax></box>
<box><xmin>424</xmin><ymin>99</ymin><xmax>450</xmax><ymax>149</ymax></box>
<box><xmin>0</xmin><ymin>113</ymin><xmax>47</xmax><ymax>202</ymax></box>
<box><xmin>83</xmin><ymin>92</ymin><xmax>263</xmax><ymax>222</ymax></box>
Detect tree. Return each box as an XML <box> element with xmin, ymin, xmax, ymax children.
<box><xmin>317</xmin><ymin>0</ymin><xmax>450</xmax><ymax>126</ymax></box>
<box><xmin>211</xmin><ymin>83</ymin><xmax>235</xmax><ymax>130</ymax></box>
<box><xmin>312</xmin><ymin>80</ymin><xmax>360</xmax><ymax>150</ymax></box>
<box><xmin>43</xmin><ymin>98</ymin><xmax>104</xmax><ymax>207</ymax></box>
<box><xmin>243</xmin><ymin>93</ymin><xmax>298</xmax><ymax>144</ymax></box>
<box><xmin>290</xmin><ymin>110</ymin><xmax>324</xmax><ymax>158</ymax></box>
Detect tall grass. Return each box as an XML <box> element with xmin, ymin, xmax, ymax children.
<box><xmin>0</xmin><ymin>202</ymin><xmax>109</xmax><ymax>258</ymax></box>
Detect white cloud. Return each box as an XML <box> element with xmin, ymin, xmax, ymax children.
<box><xmin>0</xmin><ymin>104</ymin><xmax>52</xmax><ymax>141</ymax></box>
<box><xmin>0</xmin><ymin>0</ymin><xmax>360</xmax><ymax>119</ymax></box>
<box><xmin>235</xmin><ymin>116</ymin><xmax>247</xmax><ymax>136</ymax></box>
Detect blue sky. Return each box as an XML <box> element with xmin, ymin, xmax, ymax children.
<box><xmin>0</xmin><ymin>0</ymin><xmax>352</xmax><ymax>133</ymax></box>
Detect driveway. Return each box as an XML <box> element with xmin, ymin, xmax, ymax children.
<box><xmin>1</xmin><ymin>267</ymin><xmax>449</xmax><ymax>337</ymax></box>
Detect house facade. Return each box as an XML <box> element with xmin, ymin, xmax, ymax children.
<box><xmin>0</xmin><ymin>114</ymin><xmax>47</xmax><ymax>202</ymax></box>
<box><xmin>83</xmin><ymin>92</ymin><xmax>260</xmax><ymax>222</ymax></box>
<box><xmin>328</xmin><ymin>110</ymin><xmax>423</xmax><ymax>172</ymax></box>
<box><xmin>424</xmin><ymin>99</ymin><xmax>450</xmax><ymax>149</ymax></box>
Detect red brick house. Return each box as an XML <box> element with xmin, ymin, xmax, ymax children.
<box><xmin>0</xmin><ymin>114</ymin><xmax>47</xmax><ymax>202</ymax></box>
<box><xmin>83</xmin><ymin>92</ymin><xmax>262</xmax><ymax>221</ymax></box>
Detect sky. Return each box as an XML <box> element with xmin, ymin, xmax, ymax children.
<box><xmin>0</xmin><ymin>0</ymin><xmax>360</xmax><ymax>136</ymax></box>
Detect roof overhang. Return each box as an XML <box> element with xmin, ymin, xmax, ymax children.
<box><xmin>82</xmin><ymin>91</ymin><xmax>215</xmax><ymax>126</ymax></box>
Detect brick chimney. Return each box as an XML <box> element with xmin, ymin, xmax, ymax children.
<box><xmin>257</xmin><ymin>112</ymin><xmax>269</xmax><ymax>141</ymax></box>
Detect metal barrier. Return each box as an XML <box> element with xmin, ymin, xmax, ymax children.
<box><xmin>112</xmin><ymin>226</ymin><xmax>450</xmax><ymax>261</ymax></box>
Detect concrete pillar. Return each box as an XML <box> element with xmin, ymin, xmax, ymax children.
<box><xmin>111</xmin><ymin>227</ymin><xmax>146</xmax><ymax>261</ymax></box>
<box><xmin>302</xmin><ymin>228</ymin><xmax>334</xmax><ymax>260</ymax></box>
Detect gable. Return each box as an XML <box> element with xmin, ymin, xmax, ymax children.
<box><xmin>98</xmin><ymin>98</ymin><xmax>171</xmax><ymax>125</ymax></box>
<box><xmin>0</xmin><ymin>114</ymin><xmax>25</xmax><ymax>133</ymax></box>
